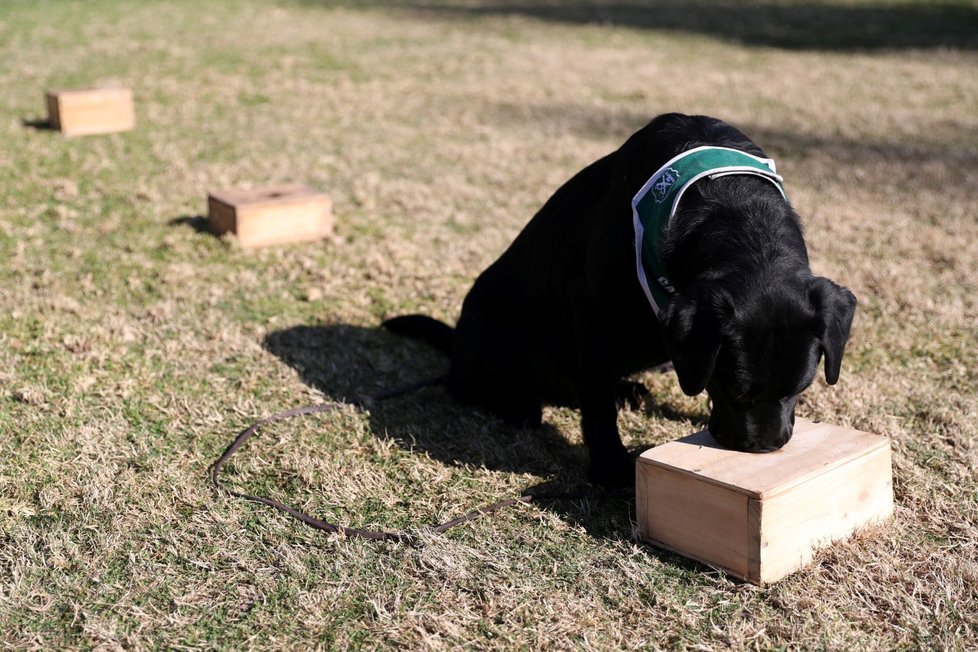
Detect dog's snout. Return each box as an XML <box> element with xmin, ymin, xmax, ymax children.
<box><xmin>779</xmin><ymin>423</ymin><xmax>793</xmax><ymax>447</ymax></box>
<box><xmin>708</xmin><ymin>409</ymin><xmax>794</xmax><ymax>453</ymax></box>
<box><xmin>750</xmin><ymin>424</ymin><xmax>793</xmax><ymax>452</ymax></box>
<box><xmin>743</xmin><ymin>422</ymin><xmax>793</xmax><ymax>452</ymax></box>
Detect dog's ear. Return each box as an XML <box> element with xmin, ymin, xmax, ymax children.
<box><xmin>661</xmin><ymin>292</ymin><xmax>722</xmax><ymax>396</ymax></box>
<box><xmin>809</xmin><ymin>277</ymin><xmax>857</xmax><ymax>385</ymax></box>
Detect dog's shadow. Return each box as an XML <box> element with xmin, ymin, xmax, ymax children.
<box><xmin>263</xmin><ymin>323</ymin><xmax>706</xmax><ymax>545</ymax></box>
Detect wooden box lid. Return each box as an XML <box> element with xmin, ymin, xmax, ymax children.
<box><xmin>207</xmin><ymin>183</ymin><xmax>328</xmax><ymax>209</ymax></box>
<box><xmin>637</xmin><ymin>419</ymin><xmax>890</xmax><ymax>500</ymax></box>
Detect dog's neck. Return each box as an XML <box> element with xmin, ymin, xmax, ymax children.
<box><xmin>632</xmin><ymin>146</ymin><xmax>786</xmax><ymax>317</ymax></box>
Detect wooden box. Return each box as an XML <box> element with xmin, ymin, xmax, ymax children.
<box><xmin>207</xmin><ymin>184</ymin><xmax>333</xmax><ymax>248</ymax></box>
<box><xmin>45</xmin><ymin>87</ymin><xmax>135</xmax><ymax>136</ymax></box>
<box><xmin>636</xmin><ymin>419</ymin><xmax>893</xmax><ymax>584</ymax></box>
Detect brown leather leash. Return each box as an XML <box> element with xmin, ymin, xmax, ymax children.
<box><xmin>209</xmin><ymin>376</ymin><xmax>630</xmax><ymax>542</ymax></box>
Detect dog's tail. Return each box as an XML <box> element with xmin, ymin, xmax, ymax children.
<box><xmin>382</xmin><ymin>314</ymin><xmax>454</xmax><ymax>356</ymax></box>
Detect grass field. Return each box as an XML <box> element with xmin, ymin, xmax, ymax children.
<box><xmin>2</xmin><ymin>0</ymin><xmax>977</xmax><ymax>648</ymax></box>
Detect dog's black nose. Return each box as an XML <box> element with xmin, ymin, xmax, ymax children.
<box><xmin>768</xmin><ymin>426</ymin><xmax>793</xmax><ymax>451</ymax></box>
<box><xmin>777</xmin><ymin>423</ymin><xmax>794</xmax><ymax>448</ymax></box>
<box><xmin>752</xmin><ymin>426</ymin><xmax>793</xmax><ymax>452</ymax></box>
<box><xmin>708</xmin><ymin>410</ymin><xmax>795</xmax><ymax>452</ymax></box>
<box><xmin>715</xmin><ymin>426</ymin><xmax>793</xmax><ymax>453</ymax></box>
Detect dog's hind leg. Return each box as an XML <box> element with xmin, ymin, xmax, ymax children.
<box><xmin>448</xmin><ymin>293</ymin><xmax>545</xmax><ymax>429</ymax></box>
<box><xmin>447</xmin><ymin>353</ymin><xmax>544</xmax><ymax>428</ymax></box>
<box><xmin>458</xmin><ymin>372</ymin><xmax>543</xmax><ymax>428</ymax></box>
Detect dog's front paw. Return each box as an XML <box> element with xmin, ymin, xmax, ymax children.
<box><xmin>614</xmin><ymin>380</ymin><xmax>650</xmax><ymax>411</ymax></box>
<box><xmin>588</xmin><ymin>446</ymin><xmax>635</xmax><ymax>489</ymax></box>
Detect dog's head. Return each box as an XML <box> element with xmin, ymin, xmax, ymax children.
<box><xmin>661</xmin><ymin>276</ymin><xmax>856</xmax><ymax>452</ymax></box>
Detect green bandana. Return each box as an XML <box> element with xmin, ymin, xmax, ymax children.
<box><xmin>631</xmin><ymin>145</ymin><xmax>787</xmax><ymax>316</ymax></box>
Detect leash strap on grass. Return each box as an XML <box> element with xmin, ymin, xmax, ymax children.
<box><xmin>209</xmin><ymin>377</ymin><xmax>629</xmax><ymax>541</ymax></box>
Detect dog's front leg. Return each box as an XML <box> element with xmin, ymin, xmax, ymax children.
<box><xmin>579</xmin><ymin>375</ymin><xmax>634</xmax><ymax>488</ymax></box>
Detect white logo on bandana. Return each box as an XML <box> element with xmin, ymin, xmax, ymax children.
<box><xmin>651</xmin><ymin>167</ymin><xmax>680</xmax><ymax>203</ymax></box>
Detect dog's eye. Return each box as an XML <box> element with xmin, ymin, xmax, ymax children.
<box><xmin>733</xmin><ymin>394</ymin><xmax>756</xmax><ymax>409</ymax></box>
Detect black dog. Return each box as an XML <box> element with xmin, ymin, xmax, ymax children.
<box><xmin>384</xmin><ymin>113</ymin><xmax>856</xmax><ymax>487</ymax></box>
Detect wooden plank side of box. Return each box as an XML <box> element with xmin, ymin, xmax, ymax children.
<box><xmin>207</xmin><ymin>195</ymin><xmax>238</xmax><ymax>239</ymax></box>
<box><xmin>754</xmin><ymin>442</ymin><xmax>894</xmax><ymax>584</ymax></box>
<box><xmin>637</xmin><ymin>462</ymin><xmax>751</xmax><ymax>579</ymax></box>
<box><xmin>235</xmin><ymin>197</ymin><xmax>332</xmax><ymax>248</ymax></box>
<box><xmin>46</xmin><ymin>88</ymin><xmax>135</xmax><ymax>136</ymax></box>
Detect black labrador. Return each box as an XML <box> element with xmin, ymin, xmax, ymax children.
<box><xmin>384</xmin><ymin>113</ymin><xmax>856</xmax><ymax>488</ymax></box>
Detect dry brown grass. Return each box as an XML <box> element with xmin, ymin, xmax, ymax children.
<box><xmin>1</xmin><ymin>0</ymin><xmax>977</xmax><ymax>648</ymax></box>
